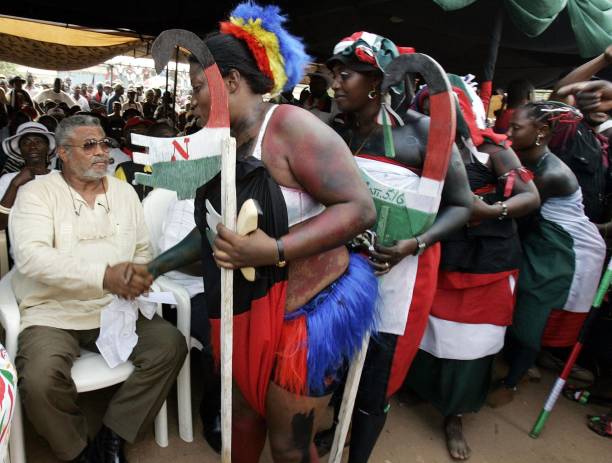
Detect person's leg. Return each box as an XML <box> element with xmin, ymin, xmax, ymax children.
<box><xmin>265</xmin><ymin>382</ymin><xmax>331</xmax><ymax>463</ymax></box>
<box><xmin>232</xmin><ymin>382</ymin><xmax>267</xmax><ymax>463</ymax></box>
<box><xmin>15</xmin><ymin>325</ymin><xmax>85</xmax><ymax>461</ymax></box>
<box><xmin>348</xmin><ymin>333</ymin><xmax>397</xmax><ymax>463</ymax></box>
<box><xmin>504</xmin><ymin>344</ymin><xmax>538</xmax><ymax>388</ymax></box>
<box><xmin>444</xmin><ymin>415</ymin><xmax>471</xmax><ymax>460</ymax></box>
<box><xmin>102</xmin><ymin>314</ymin><xmax>188</xmax><ymax>442</ymax></box>
<box><xmin>489</xmin><ymin>335</ymin><xmax>538</xmax><ymax>408</ymax></box>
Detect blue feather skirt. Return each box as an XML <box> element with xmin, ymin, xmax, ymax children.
<box><xmin>274</xmin><ymin>253</ymin><xmax>378</xmax><ymax>396</ymax></box>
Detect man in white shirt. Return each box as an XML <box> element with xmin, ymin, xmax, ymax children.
<box><xmin>34</xmin><ymin>78</ymin><xmax>77</xmax><ymax>107</ymax></box>
<box><xmin>10</xmin><ymin>115</ymin><xmax>187</xmax><ymax>462</ymax></box>
<box><xmin>73</xmin><ymin>86</ymin><xmax>91</xmax><ymax>111</ymax></box>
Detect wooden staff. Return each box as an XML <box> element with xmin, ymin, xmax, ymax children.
<box><xmin>220</xmin><ymin>137</ymin><xmax>237</xmax><ymax>461</ymax></box>
<box><xmin>147</xmin><ymin>29</ymin><xmax>235</xmax><ymax>461</ymax></box>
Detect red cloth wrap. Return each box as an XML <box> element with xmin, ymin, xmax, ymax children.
<box><xmin>503</xmin><ymin>167</ymin><xmax>534</xmax><ymax>198</ymax></box>
<box><xmin>386</xmin><ymin>243</ymin><xmax>440</xmax><ymax>398</ymax></box>
<box><xmin>541</xmin><ymin>309</ymin><xmax>588</xmax><ymax>348</ymax></box>
<box><xmin>210</xmin><ymin>281</ymin><xmax>287</xmax><ymax>416</ymax></box>
<box><xmin>431</xmin><ymin>270</ymin><xmax>518</xmax><ymax>327</ymax></box>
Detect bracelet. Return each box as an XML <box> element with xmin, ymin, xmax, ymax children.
<box><xmin>0</xmin><ymin>205</ymin><xmax>11</xmax><ymax>215</ymax></box>
<box><xmin>496</xmin><ymin>201</ymin><xmax>508</xmax><ymax>220</ymax></box>
<box><xmin>276</xmin><ymin>238</ymin><xmax>287</xmax><ymax>268</ymax></box>
<box><xmin>412</xmin><ymin>235</ymin><xmax>427</xmax><ymax>256</ymax></box>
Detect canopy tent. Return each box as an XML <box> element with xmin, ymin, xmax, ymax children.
<box><xmin>0</xmin><ymin>1</ymin><xmax>610</xmax><ymax>87</ymax></box>
<box><xmin>0</xmin><ymin>16</ymin><xmax>151</xmax><ymax>70</ymax></box>
<box><xmin>434</xmin><ymin>0</ymin><xmax>611</xmax><ymax>58</ymax></box>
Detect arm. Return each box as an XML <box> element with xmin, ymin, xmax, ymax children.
<box><xmin>550</xmin><ymin>45</ymin><xmax>612</xmax><ymax>101</ymax></box>
<box><xmin>556</xmin><ymin>80</ymin><xmax>612</xmax><ymax>113</ymax></box>
<box><xmin>471</xmin><ymin>146</ymin><xmax>540</xmax><ymax>221</ymax></box>
<box><xmin>0</xmin><ymin>170</ymin><xmax>35</xmax><ymax>230</ymax></box>
<box><xmin>148</xmin><ymin>227</ymin><xmax>202</xmax><ymax>278</ymax></box>
<box><xmin>213</xmin><ymin>106</ymin><xmax>376</xmax><ymax>270</ymax></box>
<box><xmin>276</xmin><ymin>106</ymin><xmax>376</xmax><ymax>260</ymax></box>
<box><xmin>370</xmin><ymin>141</ymin><xmax>473</xmax><ymax>274</ymax></box>
<box><xmin>417</xmin><ymin>146</ymin><xmax>473</xmax><ymax>247</ymax></box>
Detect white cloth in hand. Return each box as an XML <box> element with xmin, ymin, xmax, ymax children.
<box><xmin>96</xmin><ymin>296</ymin><xmax>157</xmax><ymax>368</ymax></box>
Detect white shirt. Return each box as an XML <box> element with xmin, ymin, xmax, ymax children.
<box><xmin>9</xmin><ymin>172</ymin><xmax>151</xmax><ymax>331</ymax></box>
<box><xmin>75</xmin><ymin>95</ymin><xmax>90</xmax><ymax>111</ymax></box>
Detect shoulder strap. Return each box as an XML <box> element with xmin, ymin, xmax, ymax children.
<box><xmin>252</xmin><ymin>104</ymin><xmax>279</xmax><ymax>160</ymax></box>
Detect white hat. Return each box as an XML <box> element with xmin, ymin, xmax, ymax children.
<box><xmin>2</xmin><ymin>122</ymin><xmax>56</xmax><ymax>158</ymax></box>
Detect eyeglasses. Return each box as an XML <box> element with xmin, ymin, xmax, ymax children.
<box><xmin>64</xmin><ymin>138</ymin><xmax>114</xmax><ymax>153</ymax></box>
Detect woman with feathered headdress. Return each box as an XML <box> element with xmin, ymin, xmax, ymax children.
<box><xmin>147</xmin><ymin>3</ymin><xmax>378</xmax><ymax>461</ymax></box>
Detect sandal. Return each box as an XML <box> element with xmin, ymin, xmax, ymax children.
<box><xmin>586</xmin><ymin>414</ymin><xmax>612</xmax><ymax>438</ymax></box>
<box><xmin>562</xmin><ymin>385</ymin><xmax>612</xmax><ymax>406</ymax></box>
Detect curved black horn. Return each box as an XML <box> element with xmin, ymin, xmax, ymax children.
<box><xmin>381</xmin><ymin>53</ymin><xmax>451</xmax><ymax>96</ymax></box>
<box><xmin>151</xmin><ymin>29</ymin><xmax>215</xmax><ymax>73</ymax></box>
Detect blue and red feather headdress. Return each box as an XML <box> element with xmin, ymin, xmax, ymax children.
<box><xmin>220</xmin><ymin>2</ymin><xmax>311</xmax><ymax>94</ymax></box>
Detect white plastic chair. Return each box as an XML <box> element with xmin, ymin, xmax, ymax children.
<box><xmin>0</xmin><ymin>271</ymin><xmax>169</xmax><ymax>463</ymax></box>
<box><xmin>142</xmin><ymin>188</ymin><xmax>194</xmax><ymax>443</ymax></box>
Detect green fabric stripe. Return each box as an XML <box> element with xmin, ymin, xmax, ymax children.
<box><xmin>135</xmin><ymin>156</ymin><xmax>222</xmax><ymax>200</ymax></box>
<box><xmin>511</xmin><ymin>218</ymin><xmax>575</xmax><ymax>350</ymax></box>
<box><xmin>406</xmin><ymin>349</ymin><xmax>494</xmax><ymax>416</ymax></box>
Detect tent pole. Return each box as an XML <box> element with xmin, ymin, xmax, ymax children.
<box><xmin>165</xmin><ymin>62</ymin><xmax>169</xmax><ymax>94</ymax></box>
<box><xmin>173</xmin><ymin>46</ymin><xmax>179</xmax><ymax>123</ymax></box>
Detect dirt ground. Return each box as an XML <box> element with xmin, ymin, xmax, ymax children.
<box><xmin>24</xmin><ymin>358</ymin><xmax>610</xmax><ymax>463</ymax></box>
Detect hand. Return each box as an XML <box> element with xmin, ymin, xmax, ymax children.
<box><xmin>556</xmin><ymin>80</ymin><xmax>612</xmax><ymax>113</ymax></box>
<box><xmin>11</xmin><ymin>167</ymin><xmax>35</xmax><ymax>189</ymax></box>
<box><xmin>368</xmin><ymin>238</ymin><xmax>418</xmax><ymax>276</ymax></box>
<box><xmin>469</xmin><ymin>197</ymin><xmax>499</xmax><ymax>224</ymax></box>
<box><xmin>103</xmin><ymin>262</ymin><xmax>153</xmax><ymax>299</ymax></box>
<box><xmin>212</xmin><ymin>224</ymin><xmax>277</xmax><ymax>270</ymax></box>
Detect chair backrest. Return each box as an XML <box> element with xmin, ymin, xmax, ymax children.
<box><xmin>142</xmin><ymin>188</ymin><xmax>178</xmax><ymax>257</ymax></box>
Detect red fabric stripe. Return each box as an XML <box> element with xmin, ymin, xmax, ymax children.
<box><xmin>431</xmin><ymin>270</ymin><xmax>518</xmax><ymax>326</ymax></box>
<box><xmin>356</xmin><ymin>153</ymin><xmax>422</xmax><ymax>176</ymax></box>
<box><xmin>386</xmin><ymin>243</ymin><xmax>440</xmax><ymax>398</ymax></box>
<box><xmin>541</xmin><ymin>309</ymin><xmax>587</xmax><ymax>348</ymax></box>
<box><xmin>473</xmin><ymin>184</ymin><xmax>496</xmax><ymax>195</ymax></box>
<box><xmin>211</xmin><ymin>281</ymin><xmax>287</xmax><ymax>416</ymax></box>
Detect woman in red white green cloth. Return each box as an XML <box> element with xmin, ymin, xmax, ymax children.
<box><xmin>406</xmin><ymin>77</ymin><xmax>540</xmax><ymax>460</ymax></box>
<box><xmin>326</xmin><ymin>32</ymin><xmax>473</xmax><ymax>462</ymax></box>
<box><xmin>487</xmin><ymin>101</ymin><xmax>606</xmax><ymax>406</ymax></box>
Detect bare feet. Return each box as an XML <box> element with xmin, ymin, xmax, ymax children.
<box><xmin>444</xmin><ymin>415</ymin><xmax>471</xmax><ymax>460</ymax></box>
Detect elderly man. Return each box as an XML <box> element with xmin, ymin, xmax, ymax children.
<box><xmin>10</xmin><ymin>115</ymin><xmax>187</xmax><ymax>462</ymax></box>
